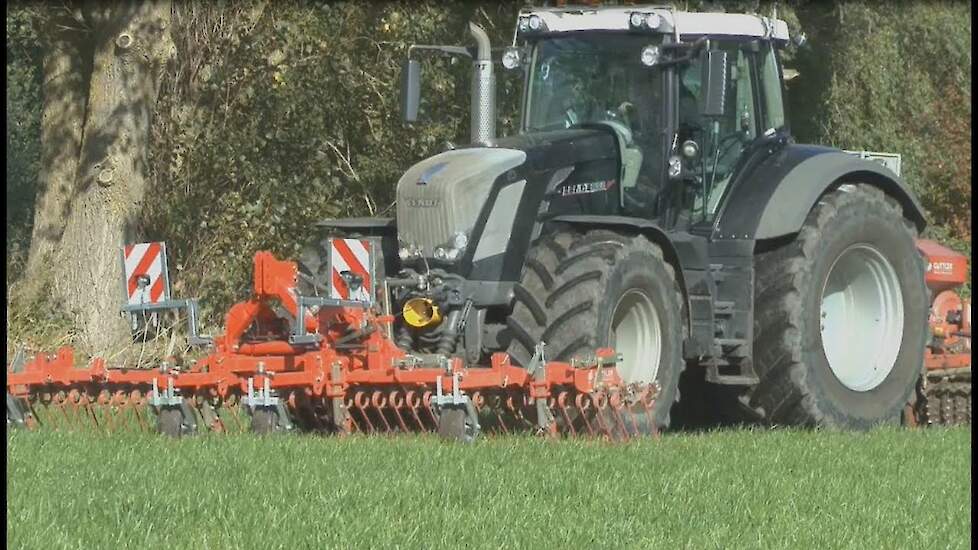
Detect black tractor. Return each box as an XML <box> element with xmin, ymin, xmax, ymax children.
<box><xmin>303</xmin><ymin>6</ymin><xmax>928</xmax><ymax>432</ymax></box>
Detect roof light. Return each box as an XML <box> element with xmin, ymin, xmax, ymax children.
<box><xmin>645</xmin><ymin>13</ymin><xmax>662</xmax><ymax>30</ymax></box>
<box><xmin>528</xmin><ymin>15</ymin><xmax>544</xmax><ymax>31</ymax></box>
<box><xmin>517</xmin><ymin>16</ymin><xmax>530</xmax><ymax>33</ymax></box>
<box><xmin>629</xmin><ymin>12</ymin><xmax>646</xmax><ymax>28</ymax></box>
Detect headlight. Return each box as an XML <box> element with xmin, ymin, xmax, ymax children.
<box><xmin>433</xmin><ymin>247</ymin><xmax>448</xmax><ymax>261</ymax></box>
<box><xmin>452</xmin><ymin>232</ymin><xmax>469</xmax><ymax>250</ymax></box>
<box><xmin>629</xmin><ymin>12</ymin><xmax>646</xmax><ymax>28</ymax></box>
<box><xmin>502</xmin><ymin>47</ymin><xmax>521</xmax><ymax>70</ymax></box>
<box><xmin>528</xmin><ymin>15</ymin><xmax>543</xmax><ymax>31</ymax></box>
<box><xmin>668</xmin><ymin>155</ymin><xmax>682</xmax><ymax>178</ymax></box>
<box><xmin>645</xmin><ymin>13</ymin><xmax>661</xmax><ymax>30</ymax></box>
<box><xmin>398</xmin><ymin>244</ymin><xmax>420</xmax><ymax>261</ymax></box>
<box><xmin>640</xmin><ymin>45</ymin><xmax>661</xmax><ymax>67</ymax></box>
<box><xmin>518</xmin><ymin>16</ymin><xmax>530</xmax><ymax>32</ymax></box>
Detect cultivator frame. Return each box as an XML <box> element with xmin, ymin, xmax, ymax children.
<box><xmin>6</xmin><ymin>247</ymin><xmax>659</xmax><ymax>441</ymax></box>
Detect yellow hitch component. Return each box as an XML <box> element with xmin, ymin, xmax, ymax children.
<box><xmin>403</xmin><ymin>297</ymin><xmax>442</xmax><ymax>328</ymax></box>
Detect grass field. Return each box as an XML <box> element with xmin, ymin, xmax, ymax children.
<box><xmin>6</xmin><ymin>427</ymin><xmax>971</xmax><ymax>549</ymax></box>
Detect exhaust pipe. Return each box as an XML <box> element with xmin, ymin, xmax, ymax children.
<box><xmin>468</xmin><ymin>22</ymin><xmax>496</xmax><ymax>144</ymax></box>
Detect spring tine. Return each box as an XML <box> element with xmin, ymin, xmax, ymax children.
<box><xmin>555</xmin><ymin>392</ymin><xmax>575</xmax><ymax>437</ymax></box>
<box><xmin>608</xmin><ymin>393</ymin><xmax>630</xmax><ymax>441</ymax></box>
<box><xmin>351</xmin><ymin>391</ymin><xmax>372</xmax><ymax>433</ymax></box>
<box><xmin>370</xmin><ymin>391</ymin><xmax>392</xmax><ymax>433</ymax></box>
<box><xmin>575</xmin><ymin>394</ymin><xmax>595</xmax><ymax>437</ymax></box>
<box><xmin>422</xmin><ymin>391</ymin><xmax>438</xmax><ymax>429</ymax></box>
<box><xmin>404</xmin><ymin>391</ymin><xmax>424</xmax><ymax>430</ymax></box>
<box><xmin>388</xmin><ymin>391</ymin><xmax>409</xmax><ymax>432</ymax></box>
<box><xmin>80</xmin><ymin>392</ymin><xmax>99</xmax><ymax>430</ymax></box>
<box><xmin>344</xmin><ymin>397</ymin><xmax>364</xmax><ymax>433</ymax></box>
<box><xmin>489</xmin><ymin>394</ymin><xmax>508</xmax><ymax>434</ymax></box>
<box><xmin>592</xmin><ymin>392</ymin><xmax>613</xmax><ymax>440</ymax></box>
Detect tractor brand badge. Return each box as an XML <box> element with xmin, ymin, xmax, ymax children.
<box><xmin>558</xmin><ymin>179</ymin><xmax>617</xmax><ymax>197</ymax></box>
<box><xmin>417</xmin><ymin>162</ymin><xmax>448</xmax><ymax>185</ymax></box>
<box><xmin>405</xmin><ymin>198</ymin><xmax>441</xmax><ymax>208</ymax></box>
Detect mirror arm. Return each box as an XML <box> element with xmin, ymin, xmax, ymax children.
<box><xmin>408</xmin><ymin>44</ymin><xmax>474</xmax><ymax>60</ymax></box>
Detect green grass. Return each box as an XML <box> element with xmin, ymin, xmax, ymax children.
<box><xmin>6</xmin><ymin>427</ymin><xmax>971</xmax><ymax>549</ymax></box>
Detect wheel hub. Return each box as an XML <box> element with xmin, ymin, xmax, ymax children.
<box><xmin>609</xmin><ymin>289</ymin><xmax>662</xmax><ymax>384</ymax></box>
<box><xmin>820</xmin><ymin>244</ymin><xmax>904</xmax><ymax>391</ymax></box>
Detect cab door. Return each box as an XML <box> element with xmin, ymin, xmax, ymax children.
<box><xmin>676</xmin><ymin>39</ymin><xmax>764</xmax><ymax>228</ymax></box>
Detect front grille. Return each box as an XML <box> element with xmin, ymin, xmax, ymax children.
<box><xmin>396</xmin><ymin>147</ymin><xmax>526</xmax><ymax>255</ymax></box>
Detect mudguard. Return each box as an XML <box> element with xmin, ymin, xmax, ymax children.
<box><xmin>714</xmin><ymin>145</ymin><xmax>927</xmax><ymax>241</ymax></box>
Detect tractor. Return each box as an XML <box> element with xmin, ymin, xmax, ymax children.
<box><xmin>301</xmin><ymin>5</ymin><xmax>934</xmax><ymax>432</ymax></box>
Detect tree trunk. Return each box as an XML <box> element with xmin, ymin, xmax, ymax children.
<box><xmin>26</xmin><ymin>1</ymin><xmax>176</xmax><ymax>356</ymax></box>
<box><xmin>26</xmin><ymin>10</ymin><xmax>89</xmax><ymax>275</ymax></box>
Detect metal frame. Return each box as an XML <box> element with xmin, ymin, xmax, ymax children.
<box><xmin>119</xmin><ymin>242</ymin><xmax>212</xmax><ymax>347</ymax></box>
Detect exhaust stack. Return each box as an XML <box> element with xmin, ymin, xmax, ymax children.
<box><xmin>468</xmin><ymin>22</ymin><xmax>496</xmax><ymax>144</ymax></box>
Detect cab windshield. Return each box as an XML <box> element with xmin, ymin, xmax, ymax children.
<box><xmin>523</xmin><ymin>34</ymin><xmax>665</xmax><ymax>137</ymax></box>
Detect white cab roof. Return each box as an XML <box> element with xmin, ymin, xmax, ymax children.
<box><xmin>519</xmin><ymin>5</ymin><xmax>789</xmax><ymax>43</ymax></box>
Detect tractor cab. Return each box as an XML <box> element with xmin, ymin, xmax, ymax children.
<box><xmin>502</xmin><ymin>7</ymin><xmax>792</xmax><ymax>231</ymax></box>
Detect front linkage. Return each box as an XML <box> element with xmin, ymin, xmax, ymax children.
<box><xmin>6</xmin><ymin>248</ymin><xmax>658</xmax><ymax>442</ymax></box>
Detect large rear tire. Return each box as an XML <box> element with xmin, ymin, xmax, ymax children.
<box><xmin>750</xmin><ymin>184</ymin><xmax>928</xmax><ymax>429</ymax></box>
<box><xmin>506</xmin><ymin>228</ymin><xmax>685</xmax><ymax>431</ymax></box>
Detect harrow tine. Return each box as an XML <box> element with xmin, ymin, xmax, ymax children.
<box><xmin>575</xmin><ymin>394</ymin><xmax>595</xmax><ymax>437</ymax></box>
<box><xmin>555</xmin><ymin>392</ymin><xmax>575</xmax><ymax>437</ymax></box>
<box><xmin>370</xmin><ymin>391</ymin><xmax>392</xmax><ymax>433</ymax></box>
<box><xmin>608</xmin><ymin>393</ymin><xmax>630</xmax><ymax>441</ymax></box>
<box><xmin>422</xmin><ymin>391</ymin><xmax>438</xmax><ymax>429</ymax></box>
<box><xmin>389</xmin><ymin>391</ymin><xmax>409</xmax><ymax>432</ymax></box>
<box><xmin>490</xmin><ymin>394</ymin><xmax>509</xmax><ymax>435</ymax></box>
<box><xmin>591</xmin><ymin>392</ymin><xmax>614</xmax><ymax>440</ymax></box>
<box><xmin>404</xmin><ymin>391</ymin><xmax>425</xmax><ymax>430</ymax></box>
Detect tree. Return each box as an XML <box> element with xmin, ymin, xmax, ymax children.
<box><xmin>24</xmin><ymin>1</ymin><xmax>175</xmax><ymax>354</ymax></box>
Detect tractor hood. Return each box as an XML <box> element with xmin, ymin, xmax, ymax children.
<box><xmin>396</xmin><ymin>128</ymin><xmax>618</xmax><ymax>259</ymax></box>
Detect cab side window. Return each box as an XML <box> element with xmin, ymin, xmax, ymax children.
<box><xmin>758</xmin><ymin>44</ymin><xmax>786</xmax><ymax>132</ymax></box>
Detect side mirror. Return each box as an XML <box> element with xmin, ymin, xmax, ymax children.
<box><xmin>400</xmin><ymin>58</ymin><xmax>421</xmax><ymax>123</ymax></box>
<box><xmin>700</xmin><ymin>50</ymin><xmax>728</xmax><ymax>118</ymax></box>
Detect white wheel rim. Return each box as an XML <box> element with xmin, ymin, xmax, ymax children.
<box><xmin>819</xmin><ymin>244</ymin><xmax>904</xmax><ymax>392</ymax></box>
<box><xmin>609</xmin><ymin>289</ymin><xmax>662</xmax><ymax>384</ymax></box>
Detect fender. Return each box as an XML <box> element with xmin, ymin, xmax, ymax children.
<box><xmin>547</xmin><ymin>214</ymin><xmax>709</xmax><ymax>274</ymax></box>
<box><xmin>714</xmin><ymin>145</ymin><xmax>927</xmax><ymax>241</ymax></box>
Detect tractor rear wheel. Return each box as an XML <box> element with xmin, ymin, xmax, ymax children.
<box><xmin>506</xmin><ymin>228</ymin><xmax>685</xmax><ymax>432</ymax></box>
<box><xmin>750</xmin><ymin>184</ymin><xmax>928</xmax><ymax>429</ymax></box>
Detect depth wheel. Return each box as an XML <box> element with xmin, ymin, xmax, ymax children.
<box><xmin>251</xmin><ymin>407</ymin><xmax>280</xmax><ymax>435</ymax></box>
<box><xmin>437</xmin><ymin>407</ymin><xmax>478</xmax><ymax>443</ymax></box>
<box><xmin>157</xmin><ymin>407</ymin><xmax>185</xmax><ymax>438</ymax></box>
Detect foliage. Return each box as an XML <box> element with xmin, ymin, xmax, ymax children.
<box><xmin>5</xmin><ymin>1</ymin><xmax>972</xmax><ymax>330</ymax></box>
<box><xmin>7</xmin><ymin>427</ymin><xmax>972</xmax><ymax>548</ymax></box>
<box><xmin>802</xmin><ymin>1</ymin><xmax>971</xmax><ymax>240</ymax></box>
<box><xmin>5</xmin><ymin>2</ymin><xmax>43</xmax><ymax>281</ymax></box>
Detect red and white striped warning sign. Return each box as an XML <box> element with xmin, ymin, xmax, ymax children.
<box><xmin>123</xmin><ymin>242</ymin><xmax>168</xmax><ymax>306</ymax></box>
<box><xmin>329</xmin><ymin>239</ymin><xmax>372</xmax><ymax>302</ymax></box>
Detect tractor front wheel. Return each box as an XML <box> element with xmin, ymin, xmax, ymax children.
<box><xmin>505</xmin><ymin>228</ymin><xmax>685</xmax><ymax>433</ymax></box>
